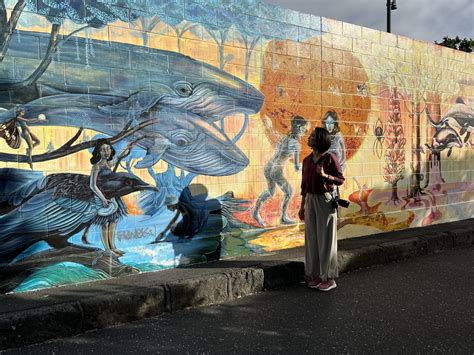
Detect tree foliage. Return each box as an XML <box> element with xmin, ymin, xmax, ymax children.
<box><xmin>0</xmin><ymin>0</ymin><xmax>145</xmax><ymax>90</ymax></box>
<box><xmin>435</xmin><ymin>36</ymin><xmax>473</xmax><ymax>53</ymax></box>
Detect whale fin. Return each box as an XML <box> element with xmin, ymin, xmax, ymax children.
<box><xmin>425</xmin><ymin>108</ymin><xmax>442</xmax><ymax>130</ymax></box>
<box><xmin>464</xmin><ymin>131</ymin><xmax>471</xmax><ymax>143</ymax></box>
<box><xmin>98</xmin><ymin>86</ymin><xmax>174</xmax><ymax>117</ymax></box>
<box><xmin>460</xmin><ymin>123</ymin><xmax>468</xmax><ymax>136</ymax></box>
<box><xmin>134</xmin><ymin>138</ymin><xmax>170</xmax><ymax>169</ymax></box>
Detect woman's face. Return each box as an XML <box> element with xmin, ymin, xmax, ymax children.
<box><xmin>325</xmin><ymin>115</ymin><xmax>335</xmax><ymax>133</ymax></box>
<box><xmin>99</xmin><ymin>144</ymin><xmax>112</xmax><ymax>160</ymax></box>
<box><xmin>308</xmin><ymin>134</ymin><xmax>318</xmax><ymax>151</ymax></box>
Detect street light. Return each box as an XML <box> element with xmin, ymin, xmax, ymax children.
<box><xmin>386</xmin><ymin>0</ymin><xmax>397</xmax><ymax>33</ymax></box>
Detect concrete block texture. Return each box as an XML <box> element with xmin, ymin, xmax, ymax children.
<box><xmin>378</xmin><ymin>237</ymin><xmax>428</xmax><ymax>262</ymax></box>
<box><xmin>167</xmin><ymin>274</ymin><xmax>230</xmax><ymax>311</ymax></box>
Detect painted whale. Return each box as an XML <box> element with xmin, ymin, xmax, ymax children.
<box><xmin>425</xmin><ymin>127</ymin><xmax>463</xmax><ymax>157</ymax></box>
<box><xmin>0</xmin><ymin>31</ymin><xmax>264</xmax><ymax>122</ymax></box>
<box><xmin>427</xmin><ymin>97</ymin><xmax>474</xmax><ymax>143</ymax></box>
<box><xmin>0</xmin><ymin>31</ymin><xmax>263</xmax><ymax>174</ymax></box>
<box><xmin>16</xmin><ymin>96</ymin><xmax>249</xmax><ymax>175</ymax></box>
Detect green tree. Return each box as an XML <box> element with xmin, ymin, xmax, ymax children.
<box><xmin>435</xmin><ymin>36</ymin><xmax>473</xmax><ymax>53</ymax></box>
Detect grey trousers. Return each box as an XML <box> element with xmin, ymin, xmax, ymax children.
<box><xmin>304</xmin><ymin>192</ymin><xmax>339</xmax><ymax>280</ymax></box>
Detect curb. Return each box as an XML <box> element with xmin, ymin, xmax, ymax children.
<box><xmin>0</xmin><ymin>221</ymin><xmax>473</xmax><ymax>350</ymax></box>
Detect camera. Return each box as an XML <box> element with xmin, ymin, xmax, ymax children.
<box><xmin>330</xmin><ymin>193</ymin><xmax>350</xmax><ymax>209</ymax></box>
<box><xmin>337</xmin><ymin>198</ymin><xmax>350</xmax><ymax>208</ymax></box>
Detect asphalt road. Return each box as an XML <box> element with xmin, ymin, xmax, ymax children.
<box><xmin>5</xmin><ymin>248</ymin><xmax>474</xmax><ymax>354</ymax></box>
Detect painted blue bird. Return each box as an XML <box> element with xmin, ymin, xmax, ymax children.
<box><xmin>0</xmin><ymin>169</ymin><xmax>156</xmax><ymax>265</ymax></box>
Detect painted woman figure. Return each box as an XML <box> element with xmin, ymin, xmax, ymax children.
<box><xmin>252</xmin><ymin>115</ymin><xmax>309</xmax><ymax>226</ymax></box>
<box><xmin>322</xmin><ymin>110</ymin><xmax>346</xmax><ymax>172</ymax></box>
<box><xmin>88</xmin><ymin>140</ymin><xmax>132</xmax><ymax>255</ymax></box>
<box><xmin>0</xmin><ymin>105</ymin><xmax>43</xmax><ymax>169</ymax></box>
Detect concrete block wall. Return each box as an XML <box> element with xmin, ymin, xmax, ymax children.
<box><xmin>0</xmin><ymin>0</ymin><xmax>472</xmax><ymax>293</ymax></box>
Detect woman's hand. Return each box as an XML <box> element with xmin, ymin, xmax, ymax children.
<box><xmin>102</xmin><ymin>199</ymin><xmax>110</xmax><ymax>208</ymax></box>
<box><xmin>118</xmin><ymin>141</ymin><xmax>135</xmax><ymax>159</ymax></box>
<box><xmin>316</xmin><ymin>165</ymin><xmax>328</xmax><ymax>179</ymax></box>
<box><xmin>298</xmin><ymin>207</ymin><xmax>305</xmax><ymax>221</ymax></box>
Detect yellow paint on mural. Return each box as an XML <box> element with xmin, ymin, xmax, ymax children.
<box><xmin>2</xmin><ymin>13</ymin><xmax>473</xmax><ymax>240</ymax></box>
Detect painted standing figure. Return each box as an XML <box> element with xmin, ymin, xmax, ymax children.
<box><xmin>0</xmin><ymin>105</ymin><xmax>43</xmax><ymax>169</ymax></box>
<box><xmin>154</xmin><ymin>194</ymin><xmax>201</xmax><ymax>242</ymax></box>
<box><xmin>88</xmin><ymin>140</ymin><xmax>132</xmax><ymax>254</ymax></box>
<box><xmin>253</xmin><ymin>115</ymin><xmax>309</xmax><ymax>226</ymax></box>
<box><xmin>322</xmin><ymin>110</ymin><xmax>346</xmax><ymax>172</ymax></box>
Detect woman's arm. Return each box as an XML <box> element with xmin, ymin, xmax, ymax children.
<box><xmin>298</xmin><ymin>161</ymin><xmax>307</xmax><ymax>221</ymax></box>
<box><xmin>89</xmin><ymin>164</ymin><xmax>109</xmax><ymax>206</ymax></box>
<box><xmin>111</xmin><ymin>142</ymin><xmax>134</xmax><ymax>168</ymax></box>
<box><xmin>321</xmin><ymin>154</ymin><xmax>345</xmax><ymax>186</ymax></box>
<box><xmin>17</xmin><ymin>117</ymin><xmax>43</xmax><ymax>123</ymax></box>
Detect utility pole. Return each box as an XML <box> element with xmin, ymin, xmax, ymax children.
<box><xmin>386</xmin><ymin>0</ymin><xmax>397</xmax><ymax>33</ymax></box>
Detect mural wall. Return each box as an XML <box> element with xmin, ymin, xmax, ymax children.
<box><xmin>0</xmin><ymin>0</ymin><xmax>472</xmax><ymax>293</ymax></box>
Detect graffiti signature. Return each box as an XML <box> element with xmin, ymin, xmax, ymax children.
<box><xmin>116</xmin><ymin>228</ymin><xmax>155</xmax><ymax>242</ymax></box>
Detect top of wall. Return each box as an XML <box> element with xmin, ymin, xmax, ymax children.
<box><xmin>5</xmin><ymin>0</ymin><xmax>472</xmax><ymax>61</ymax></box>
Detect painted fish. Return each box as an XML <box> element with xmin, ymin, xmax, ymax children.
<box><xmin>427</xmin><ymin>97</ymin><xmax>474</xmax><ymax>143</ymax></box>
<box><xmin>425</xmin><ymin>127</ymin><xmax>463</xmax><ymax>157</ymax></box>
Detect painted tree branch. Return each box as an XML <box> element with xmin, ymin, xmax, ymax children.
<box><xmin>59</xmin><ymin>25</ymin><xmax>91</xmax><ymax>45</ymax></box>
<box><xmin>0</xmin><ymin>119</ymin><xmax>154</xmax><ymax>164</ymax></box>
<box><xmin>0</xmin><ymin>23</ymin><xmax>61</xmax><ymax>90</ymax></box>
<box><xmin>0</xmin><ymin>0</ymin><xmax>7</xmax><ymax>31</ymax></box>
<box><xmin>0</xmin><ymin>0</ymin><xmax>25</xmax><ymax>62</ymax></box>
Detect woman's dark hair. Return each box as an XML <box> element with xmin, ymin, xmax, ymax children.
<box><xmin>14</xmin><ymin>105</ymin><xmax>25</xmax><ymax>115</ymax></box>
<box><xmin>290</xmin><ymin>115</ymin><xmax>308</xmax><ymax>135</ymax></box>
<box><xmin>322</xmin><ymin>110</ymin><xmax>340</xmax><ymax>134</ymax></box>
<box><xmin>90</xmin><ymin>139</ymin><xmax>115</xmax><ymax>165</ymax></box>
<box><xmin>307</xmin><ymin>127</ymin><xmax>331</xmax><ymax>153</ymax></box>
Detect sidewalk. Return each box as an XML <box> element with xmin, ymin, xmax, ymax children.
<box><xmin>1</xmin><ymin>219</ymin><xmax>473</xmax><ymax>350</ymax></box>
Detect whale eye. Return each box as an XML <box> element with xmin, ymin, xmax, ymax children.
<box><xmin>171</xmin><ymin>131</ymin><xmax>193</xmax><ymax>148</ymax></box>
<box><xmin>174</xmin><ymin>82</ymin><xmax>193</xmax><ymax>97</ymax></box>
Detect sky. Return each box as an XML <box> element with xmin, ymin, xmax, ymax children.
<box><xmin>264</xmin><ymin>0</ymin><xmax>473</xmax><ymax>43</ymax></box>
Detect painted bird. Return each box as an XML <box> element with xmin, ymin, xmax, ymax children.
<box><xmin>0</xmin><ymin>170</ymin><xmax>156</xmax><ymax>265</ymax></box>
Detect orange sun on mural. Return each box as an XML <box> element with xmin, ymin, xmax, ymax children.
<box><xmin>259</xmin><ymin>39</ymin><xmax>371</xmax><ymax>161</ymax></box>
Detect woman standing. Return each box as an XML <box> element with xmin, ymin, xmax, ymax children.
<box><xmin>298</xmin><ymin>127</ymin><xmax>345</xmax><ymax>291</ymax></box>
<box><xmin>89</xmin><ymin>139</ymin><xmax>132</xmax><ymax>255</ymax></box>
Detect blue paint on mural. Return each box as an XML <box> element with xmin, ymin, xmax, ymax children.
<box><xmin>0</xmin><ymin>0</ymin><xmax>322</xmax><ymax>293</ymax></box>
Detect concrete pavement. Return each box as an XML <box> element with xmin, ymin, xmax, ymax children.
<box><xmin>4</xmin><ymin>247</ymin><xmax>474</xmax><ymax>354</ymax></box>
<box><xmin>0</xmin><ymin>219</ymin><xmax>473</xmax><ymax>350</ymax></box>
